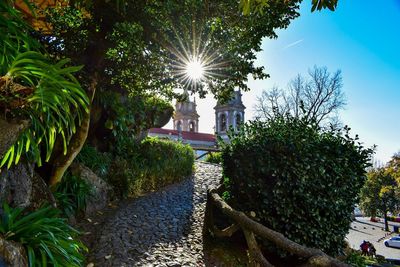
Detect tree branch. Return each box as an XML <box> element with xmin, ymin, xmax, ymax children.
<box><xmin>209</xmin><ymin>190</ymin><xmax>350</xmax><ymax>267</ymax></box>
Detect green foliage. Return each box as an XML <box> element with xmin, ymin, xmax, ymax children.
<box><xmin>40</xmin><ymin>0</ymin><xmax>303</xmax><ymax>103</ymax></box>
<box><xmin>75</xmin><ymin>144</ymin><xmax>112</xmax><ymax>178</ymax></box>
<box><xmin>310</xmin><ymin>0</ymin><xmax>338</xmax><ymax>12</ymax></box>
<box><xmin>98</xmin><ymin>92</ymin><xmax>173</xmax><ymax>151</ymax></box>
<box><xmin>344</xmin><ymin>252</ymin><xmax>368</xmax><ymax>267</ymax></box>
<box><xmin>108</xmin><ymin>137</ymin><xmax>194</xmax><ymax>198</ymax></box>
<box><xmin>240</xmin><ymin>0</ymin><xmax>338</xmax><ymax>15</ymax></box>
<box><xmin>43</xmin><ymin>4</ymin><xmax>89</xmax><ymax>58</ymax></box>
<box><xmin>221</xmin><ymin>116</ymin><xmax>373</xmax><ymax>256</ymax></box>
<box><xmin>0</xmin><ymin>203</ymin><xmax>87</xmax><ymax>267</ymax></box>
<box><xmin>221</xmin><ymin>176</ymin><xmax>232</xmax><ymax>201</ymax></box>
<box><xmin>0</xmin><ymin>2</ymin><xmax>89</xmax><ymax>168</ymax></box>
<box><xmin>204</xmin><ymin>152</ymin><xmax>223</xmax><ymax>164</ymax></box>
<box><xmin>107</xmin><ymin>157</ymin><xmax>133</xmax><ymax>198</ymax></box>
<box><xmin>54</xmin><ymin>173</ymin><xmax>93</xmax><ymax>218</ymax></box>
<box><xmin>386</xmin><ymin>153</ymin><xmax>400</xmax><ymax>186</ymax></box>
<box><xmin>106</xmin><ymin>22</ymin><xmax>175</xmax><ymax>97</ymax></box>
<box><xmin>345</xmin><ymin>251</ymin><xmax>389</xmax><ymax>267</ymax></box>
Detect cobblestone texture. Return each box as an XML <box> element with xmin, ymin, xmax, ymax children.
<box><xmin>85</xmin><ymin>161</ymin><xmax>222</xmax><ymax>266</ymax></box>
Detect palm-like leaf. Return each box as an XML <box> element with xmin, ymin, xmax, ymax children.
<box><xmin>0</xmin><ymin>203</ymin><xmax>87</xmax><ymax>267</ymax></box>
<box><xmin>0</xmin><ymin>2</ymin><xmax>89</xmax><ymax>168</ymax></box>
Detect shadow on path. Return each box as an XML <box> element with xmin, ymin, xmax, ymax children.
<box><xmin>83</xmin><ymin>162</ymin><xmax>222</xmax><ymax>267</ymax></box>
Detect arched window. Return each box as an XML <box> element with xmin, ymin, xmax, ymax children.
<box><xmin>176</xmin><ymin>121</ymin><xmax>182</xmax><ymax>131</ymax></box>
<box><xmin>220</xmin><ymin>113</ymin><xmax>227</xmax><ymax>132</ymax></box>
<box><xmin>236</xmin><ymin>113</ymin><xmax>242</xmax><ymax>129</ymax></box>
<box><xmin>189</xmin><ymin>121</ymin><xmax>195</xmax><ymax>132</ymax></box>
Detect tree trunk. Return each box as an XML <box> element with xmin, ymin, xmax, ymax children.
<box><xmin>48</xmin><ymin>66</ymin><xmax>99</xmax><ymax>187</ymax></box>
<box><xmin>384</xmin><ymin>210</ymin><xmax>389</xmax><ymax>232</ymax></box>
<box><xmin>48</xmin><ymin>0</ymin><xmax>112</xmax><ymax>186</ymax></box>
<box><xmin>48</xmin><ymin>105</ymin><xmax>91</xmax><ymax>186</ymax></box>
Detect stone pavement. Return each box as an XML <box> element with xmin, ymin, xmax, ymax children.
<box><xmin>84</xmin><ymin>161</ymin><xmax>222</xmax><ymax>267</ymax></box>
<box><xmin>346</xmin><ymin>217</ymin><xmax>400</xmax><ymax>259</ymax></box>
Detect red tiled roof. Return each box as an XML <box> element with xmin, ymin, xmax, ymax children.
<box><xmin>149</xmin><ymin>128</ymin><xmax>216</xmax><ymax>142</ymax></box>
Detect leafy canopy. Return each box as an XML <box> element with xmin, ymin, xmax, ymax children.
<box><xmin>39</xmin><ymin>0</ymin><xmax>302</xmax><ymax>101</ymax></box>
<box><xmin>240</xmin><ymin>0</ymin><xmax>338</xmax><ymax>15</ymax></box>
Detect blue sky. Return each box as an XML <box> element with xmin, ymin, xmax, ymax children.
<box><xmin>168</xmin><ymin>1</ymin><xmax>400</xmax><ymax>163</ymax></box>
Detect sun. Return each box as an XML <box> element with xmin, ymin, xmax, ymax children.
<box><xmin>164</xmin><ymin>24</ymin><xmax>229</xmax><ymax>91</ymax></box>
<box><xmin>185</xmin><ymin>58</ymin><xmax>204</xmax><ymax>80</ymax></box>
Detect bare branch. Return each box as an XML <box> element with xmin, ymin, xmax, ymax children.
<box><xmin>254</xmin><ymin>66</ymin><xmax>345</xmax><ymax>128</ymax></box>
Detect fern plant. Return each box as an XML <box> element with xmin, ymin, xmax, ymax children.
<box><xmin>0</xmin><ymin>2</ymin><xmax>89</xmax><ymax>168</ymax></box>
<box><xmin>54</xmin><ymin>173</ymin><xmax>93</xmax><ymax>218</ymax></box>
<box><xmin>0</xmin><ymin>203</ymin><xmax>87</xmax><ymax>267</ymax></box>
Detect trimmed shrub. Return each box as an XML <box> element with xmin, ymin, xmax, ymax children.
<box><xmin>222</xmin><ymin>116</ymin><xmax>373</xmax><ymax>256</ymax></box>
<box><xmin>108</xmin><ymin>137</ymin><xmax>194</xmax><ymax>197</ymax></box>
<box><xmin>107</xmin><ymin>157</ymin><xmax>135</xmax><ymax>198</ymax></box>
<box><xmin>0</xmin><ymin>203</ymin><xmax>87</xmax><ymax>266</ymax></box>
<box><xmin>204</xmin><ymin>152</ymin><xmax>223</xmax><ymax>164</ymax></box>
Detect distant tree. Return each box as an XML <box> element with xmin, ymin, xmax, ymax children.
<box><xmin>360</xmin><ymin>168</ymin><xmax>400</xmax><ymax>231</ymax></box>
<box><xmin>368</xmin><ymin>157</ymin><xmax>385</xmax><ymax>170</ymax></box>
<box><xmin>254</xmin><ymin>66</ymin><xmax>346</xmax><ymax>127</ymax></box>
<box><xmin>386</xmin><ymin>152</ymin><xmax>400</xmax><ymax>184</ymax></box>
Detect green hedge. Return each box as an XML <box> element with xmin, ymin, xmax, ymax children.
<box><xmin>109</xmin><ymin>137</ymin><xmax>194</xmax><ymax>197</ymax></box>
<box><xmin>222</xmin><ymin>116</ymin><xmax>372</xmax><ymax>256</ymax></box>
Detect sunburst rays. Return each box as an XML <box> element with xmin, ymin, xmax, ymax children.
<box><xmin>162</xmin><ymin>21</ymin><xmax>231</xmax><ymax>93</ymax></box>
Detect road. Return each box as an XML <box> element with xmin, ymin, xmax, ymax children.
<box><xmin>346</xmin><ymin>217</ymin><xmax>400</xmax><ymax>260</ymax></box>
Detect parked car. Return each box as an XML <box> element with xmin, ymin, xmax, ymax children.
<box><xmin>386</xmin><ymin>258</ymin><xmax>400</xmax><ymax>265</ymax></box>
<box><xmin>354</xmin><ymin>206</ymin><xmax>363</xmax><ymax>217</ymax></box>
<box><xmin>384</xmin><ymin>236</ymin><xmax>400</xmax><ymax>248</ymax></box>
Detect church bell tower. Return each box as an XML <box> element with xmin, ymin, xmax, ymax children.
<box><xmin>214</xmin><ymin>90</ymin><xmax>245</xmax><ymax>140</ymax></box>
<box><xmin>173</xmin><ymin>90</ymin><xmax>200</xmax><ymax>132</ymax></box>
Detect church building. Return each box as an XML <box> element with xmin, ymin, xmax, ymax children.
<box><xmin>148</xmin><ymin>90</ymin><xmax>245</xmax><ymax>148</ymax></box>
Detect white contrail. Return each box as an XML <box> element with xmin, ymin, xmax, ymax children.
<box><xmin>283</xmin><ymin>39</ymin><xmax>304</xmax><ymax>50</ymax></box>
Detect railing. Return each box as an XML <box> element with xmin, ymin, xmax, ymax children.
<box><xmin>205</xmin><ymin>188</ymin><xmax>350</xmax><ymax>267</ymax></box>
<box><xmin>190</xmin><ymin>144</ymin><xmax>220</xmax><ymax>160</ymax></box>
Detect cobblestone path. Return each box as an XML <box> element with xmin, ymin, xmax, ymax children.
<box><xmin>85</xmin><ymin>161</ymin><xmax>222</xmax><ymax>267</ymax></box>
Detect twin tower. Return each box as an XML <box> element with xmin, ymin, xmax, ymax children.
<box><xmin>172</xmin><ymin>91</ymin><xmax>245</xmax><ymax>139</ymax></box>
